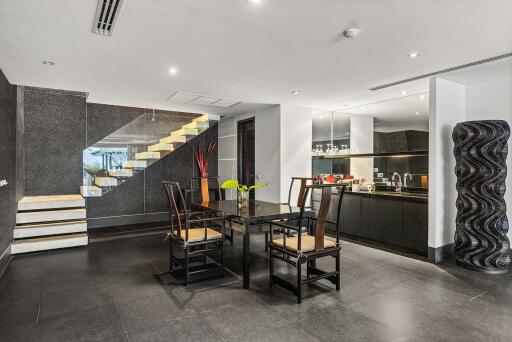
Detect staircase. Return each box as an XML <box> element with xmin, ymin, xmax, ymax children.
<box><xmin>12</xmin><ymin>195</ymin><xmax>88</xmax><ymax>254</ymax></box>
<box><xmin>81</xmin><ymin>113</ymin><xmax>219</xmax><ymax>197</ymax></box>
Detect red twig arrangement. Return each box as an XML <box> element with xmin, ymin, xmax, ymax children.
<box><xmin>194</xmin><ymin>139</ymin><xmax>217</xmax><ymax>177</ymax></box>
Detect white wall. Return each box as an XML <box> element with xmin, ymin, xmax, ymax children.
<box><xmin>217</xmin><ymin>105</ymin><xmax>282</xmax><ymax>202</ymax></box>
<box><xmin>429</xmin><ymin>75</ymin><xmax>512</xmax><ymax>248</ymax></box>
<box><xmin>279</xmin><ymin>105</ymin><xmax>313</xmax><ymax>204</ymax></box>
<box><xmin>350</xmin><ymin>115</ymin><xmax>374</xmax><ymax>182</ymax></box>
<box><xmin>428</xmin><ymin>77</ymin><xmax>466</xmax><ymax>248</ymax></box>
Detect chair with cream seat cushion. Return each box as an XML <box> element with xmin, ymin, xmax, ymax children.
<box><xmin>268</xmin><ymin>183</ymin><xmax>346</xmax><ymax>303</ymax></box>
<box><xmin>162</xmin><ymin>181</ymin><xmax>225</xmax><ymax>286</ymax></box>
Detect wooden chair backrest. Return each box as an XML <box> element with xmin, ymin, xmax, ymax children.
<box><xmin>162</xmin><ymin>181</ymin><xmax>188</xmax><ymax>238</ymax></box>
<box><xmin>287</xmin><ymin>177</ymin><xmax>316</xmax><ymax>207</ymax></box>
<box><xmin>190</xmin><ymin>176</ymin><xmax>222</xmax><ymax>202</ymax></box>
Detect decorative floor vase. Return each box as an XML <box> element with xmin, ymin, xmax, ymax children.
<box><xmin>453</xmin><ymin>120</ymin><xmax>511</xmax><ymax>274</ymax></box>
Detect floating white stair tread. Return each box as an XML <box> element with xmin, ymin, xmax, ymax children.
<box><xmin>81</xmin><ymin>186</ymin><xmax>102</xmax><ymax>197</ymax></box>
<box><xmin>193</xmin><ymin>114</ymin><xmax>220</xmax><ymax>122</ymax></box>
<box><xmin>171</xmin><ymin>128</ymin><xmax>198</xmax><ymax>136</ymax></box>
<box><xmin>11</xmin><ymin>233</ymin><xmax>88</xmax><ymax>254</ymax></box>
<box><xmin>183</xmin><ymin>121</ymin><xmax>209</xmax><ymax>130</ymax></box>
<box><xmin>108</xmin><ymin>169</ymin><xmax>133</xmax><ymax>177</ymax></box>
<box><xmin>18</xmin><ymin>195</ymin><xmax>84</xmax><ymax>211</ymax></box>
<box><xmin>14</xmin><ymin>221</ymin><xmax>87</xmax><ymax>239</ymax></box>
<box><xmin>123</xmin><ymin>160</ymin><xmax>148</xmax><ymax>168</ymax></box>
<box><xmin>16</xmin><ymin>208</ymin><xmax>86</xmax><ymax>225</ymax></box>
<box><xmin>148</xmin><ymin>143</ymin><xmax>174</xmax><ymax>152</ymax></box>
<box><xmin>95</xmin><ymin>177</ymin><xmax>118</xmax><ymax>187</ymax></box>
<box><xmin>160</xmin><ymin>135</ymin><xmax>186</xmax><ymax>144</ymax></box>
<box><xmin>135</xmin><ymin>151</ymin><xmax>161</xmax><ymax>160</ymax></box>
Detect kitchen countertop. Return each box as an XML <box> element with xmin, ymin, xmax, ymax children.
<box><xmin>313</xmin><ymin>188</ymin><xmax>428</xmax><ymax>203</ymax></box>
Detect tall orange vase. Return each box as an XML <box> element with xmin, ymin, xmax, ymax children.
<box><xmin>200</xmin><ymin>177</ymin><xmax>210</xmax><ymax>202</ymax></box>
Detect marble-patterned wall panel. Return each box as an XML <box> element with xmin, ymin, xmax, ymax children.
<box><xmin>23</xmin><ymin>88</ymin><xmax>86</xmax><ymax>195</ymax></box>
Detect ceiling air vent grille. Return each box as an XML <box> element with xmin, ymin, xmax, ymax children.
<box><xmin>92</xmin><ymin>0</ymin><xmax>124</xmax><ymax>36</ymax></box>
<box><xmin>168</xmin><ymin>92</ymin><xmax>241</xmax><ymax>108</ymax></box>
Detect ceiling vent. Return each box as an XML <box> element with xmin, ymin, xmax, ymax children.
<box><xmin>167</xmin><ymin>92</ymin><xmax>241</xmax><ymax>108</ymax></box>
<box><xmin>92</xmin><ymin>0</ymin><xmax>124</xmax><ymax>36</ymax></box>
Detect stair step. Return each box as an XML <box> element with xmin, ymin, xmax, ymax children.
<box><xmin>135</xmin><ymin>151</ymin><xmax>161</xmax><ymax>160</ymax></box>
<box><xmin>11</xmin><ymin>233</ymin><xmax>88</xmax><ymax>254</ymax></box>
<box><xmin>171</xmin><ymin>128</ymin><xmax>199</xmax><ymax>136</ymax></box>
<box><xmin>193</xmin><ymin>114</ymin><xmax>220</xmax><ymax>122</ymax></box>
<box><xmin>14</xmin><ymin>221</ymin><xmax>87</xmax><ymax>239</ymax></box>
<box><xmin>18</xmin><ymin>195</ymin><xmax>84</xmax><ymax>211</ymax></box>
<box><xmin>95</xmin><ymin>177</ymin><xmax>118</xmax><ymax>187</ymax></box>
<box><xmin>159</xmin><ymin>135</ymin><xmax>186</xmax><ymax>144</ymax></box>
<box><xmin>148</xmin><ymin>143</ymin><xmax>175</xmax><ymax>152</ymax></box>
<box><xmin>123</xmin><ymin>160</ymin><xmax>148</xmax><ymax>169</ymax></box>
<box><xmin>16</xmin><ymin>208</ymin><xmax>86</xmax><ymax>225</ymax></box>
<box><xmin>81</xmin><ymin>186</ymin><xmax>102</xmax><ymax>197</ymax></box>
<box><xmin>108</xmin><ymin>169</ymin><xmax>134</xmax><ymax>177</ymax></box>
<box><xmin>182</xmin><ymin>121</ymin><xmax>209</xmax><ymax>131</ymax></box>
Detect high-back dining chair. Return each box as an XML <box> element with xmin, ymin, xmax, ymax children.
<box><xmin>263</xmin><ymin>177</ymin><xmax>316</xmax><ymax>252</ymax></box>
<box><xmin>268</xmin><ymin>183</ymin><xmax>346</xmax><ymax>303</ymax></box>
<box><xmin>189</xmin><ymin>176</ymin><xmax>234</xmax><ymax>245</ymax></box>
<box><xmin>162</xmin><ymin>181</ymin><xmax>225</xmax><ymax>285</ymax></box>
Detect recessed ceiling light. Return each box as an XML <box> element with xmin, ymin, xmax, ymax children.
<box><xmin>42</xmin><ymin>60</ymin><xmax>55</xmax><ymax>66</ymax></box>
<box><xmin>362</xmin><ymin>106</ymin><xmax>368</xmax><ymax>110</ymax></box>
<box><xmin>247</xmin><ymin>0</ymin><xmax>263</xmax><ymax>4</ymax></box>
<box><xmin>407</xmin><ymin>52</ymin><xmax>420</xmax><ymax>58</ymax></box>
<box><xmin>420</xmin><ymin>94</ymin><xmax>426</xmax><ymax>100</ymax></box>
<box><xmin>291</xmin><ymin>90</ymin><xmax>300</xmax><ymax>95</ymax></box>
<box><xmin>346</xmin><ymin>132</ymin><xmax>350</xmax><ymax>135</ymax></box>
<box><xmin>415</xmin><ymin>112</ymin><xmax>421</xmax><ymax>115</ymax></box>
<box><xmin>400</xmin><ymin>90</ymin><xmax>408</xmax><ymax>95</ymax></box>
<box><xmin>168</xmin><ymin>67</ymin><xmax>178</xmax><ymax>75</ymax></box>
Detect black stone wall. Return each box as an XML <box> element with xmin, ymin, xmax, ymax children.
<box><xmin>14</xmin><ymin>88</ymin><xmax>218</xmax><ymax>231</ymax></box>
<box><xmin>21</xmin><ymin>87</ymin><xmax>87</xmax><ymax>195</ymax></box>
<box><xmin>0</xmin><ymin>69</ymin><xmax>17</xmax><ymax>271</ymax></box>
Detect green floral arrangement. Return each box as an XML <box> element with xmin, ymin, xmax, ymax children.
<box><xmin>221</xmin><ymin>179</ymin><xmax>267</xmax><ymax>192</ymax></box>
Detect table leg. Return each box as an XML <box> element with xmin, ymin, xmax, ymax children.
<box><xmin>243</xmin><ymin>223</ymin><xmax>251</xmax><ymax>289</ymax></box>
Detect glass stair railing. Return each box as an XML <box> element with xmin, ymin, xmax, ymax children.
<box><xmin>81</xmin><ymin>113</ymin><xmax>219</xmax><ymax>197</ymax></box>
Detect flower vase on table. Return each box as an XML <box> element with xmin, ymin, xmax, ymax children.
<box><xmin>238</xmin><ymin>190</ymin><xmax>249</xmax><ymax>208</ymax></box>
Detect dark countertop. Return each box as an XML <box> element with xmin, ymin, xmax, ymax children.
<box><xmin>313</xmin><ymin>188</ymin><xmax>428</xmax><ymax>203</ymax></box>
<box><xmin>343</xmin><ymin>190</ymin><xmax>428</xmax><ymax>203</ymax></box>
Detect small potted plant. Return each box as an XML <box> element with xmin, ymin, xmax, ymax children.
<box><xmin>194</xmin><ymin>139</ymin><xmax>217</xmax><ymax>202</ymax></box>
<box><xmin>221</xmin><ymin>179</ymin><xmax>267</xmax><ymax>207</ymax></box>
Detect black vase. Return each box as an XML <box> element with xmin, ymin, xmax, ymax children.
<box><xmin>453</xmin><ymin>120</ymin><xmax>511</xmax><ymax>274</ymax></box>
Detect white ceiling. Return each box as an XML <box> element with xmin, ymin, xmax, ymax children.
<box><xmin>0</xmin><ymin>0</ymin><xmax>511</xmax><ymax>115</ymax></box>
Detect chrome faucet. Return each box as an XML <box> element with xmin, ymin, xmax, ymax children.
<box><xmin>392</xmin><ymin>172</ymin><xmax>402</xmax><ymax>192</ymax></box>
<box><xmin>403</xmin><ymin>173</ymin><xmax>412</xmax><ymax>189</ymax></box>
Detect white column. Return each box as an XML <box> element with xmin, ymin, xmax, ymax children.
<box><xmin>350</xmin><ymin>114</ymin><xmax>374</xmax><ymax>182</ymax></box>
<box><xmin>428</xmin><ymin>77</ymin><xmax>466</xmax><ymax>249</ymax></box>
<box><xmin>279</xmin><ymin>105</ymin><xmax>313</xmax><ymax>204</ymax></box>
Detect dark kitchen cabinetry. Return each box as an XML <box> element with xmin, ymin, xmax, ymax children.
<box><xmin>316</xmin><ymin>192</ymin><xmax>428</xmax><ymax>257</ymax></box>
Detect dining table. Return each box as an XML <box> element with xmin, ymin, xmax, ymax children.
<box><xmin>191</xmin><ymin>199</ymin><xmax>313</xmax><ymax>289</ymax></box>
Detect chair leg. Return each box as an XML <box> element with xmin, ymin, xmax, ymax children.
<box><xmin>269</xmin><ymin>250</ymin><xmax>274</xmax><ymax>289</ymax></box>
<box><xmin>169</xmin><ymin>238</ymin><xmax>174</xmax><ymax>273</ymax></box>
<box><xmin>264</xmin><ymin>231</ymin><xmax>269</xmax><ymax>252</ymax></box>
<box><xmin>336</xmin><ymin>249</ymin><xmax>341</xmax><ymax>291</ymax></box>
<box><xmin>297</xmin><ymin>257</ymin><xmax>302</xmax><ymax>304</ymax></box>
<box><xmin>220</xmin><ymin>241</ymin><xmax>225</xmax><ymax>278</ymax></box>
<box><xmin>184</xmin><ymin>246</ymin><xmax>189</xmax><ymax>286</ymax></box>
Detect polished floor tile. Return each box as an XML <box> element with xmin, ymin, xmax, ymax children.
<box><xmin>0</xmin><ymin>231</ymin><xmax>511</xmax><ymax>341</ymax></box>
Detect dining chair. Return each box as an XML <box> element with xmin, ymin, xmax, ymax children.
<box><xmin>189</xmin><ymin>176</ymin><xmax>234</xmax><ymax>245</ymax></box>
<box><xmin>263</xmin><ymin>177</ymin><xmax>316</xmax><ymax>252</ymax></box>
<box><xmin>268</xmin><ymin>183</ymin><xmax>346</xmax><ymax>303</ymax></box>
<box><xmin>162</xmin><ymin>181</ymin><xmax>225</xmax><ymax>285</ymax></box>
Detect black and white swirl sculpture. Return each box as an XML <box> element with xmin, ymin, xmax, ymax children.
<box><xmin>453</xmin><ymin>120</ymin><xmax>511</xmax><ymax>274</ymax></box>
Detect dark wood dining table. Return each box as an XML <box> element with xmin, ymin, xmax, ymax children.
<box><xmin>191</xmin><ymin>199</ymin><xmax>312</xmax><ymax>289</ymax></box>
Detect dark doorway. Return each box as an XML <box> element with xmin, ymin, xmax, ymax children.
<box><xmin>237</xmin><ymin>117</ymin><xmax>256</xmax><ymax>199</ymax></box>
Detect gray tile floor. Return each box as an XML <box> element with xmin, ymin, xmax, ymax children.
<box><xmin>1</xmin><ymin>232</ymin><xmax>512</xmax><ymax>342</ymax></box>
